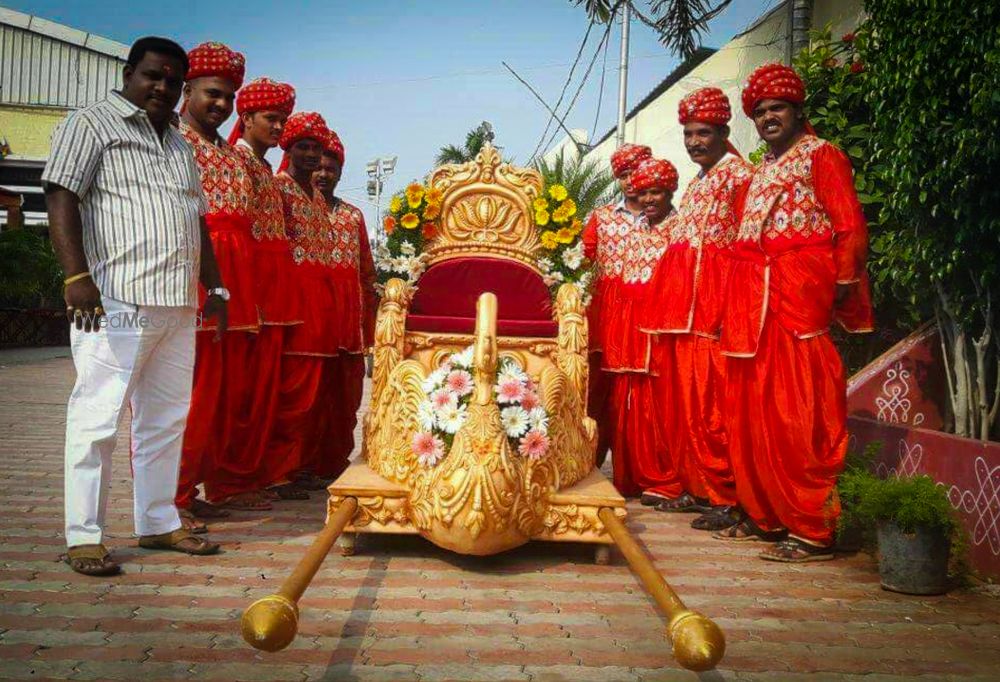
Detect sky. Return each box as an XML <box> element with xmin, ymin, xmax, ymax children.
<box><xmin>7</xmin><ymin>0</ymin><xmax>776</xmax><ymax>227</ymax></box>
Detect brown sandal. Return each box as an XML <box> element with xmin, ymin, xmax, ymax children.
<box><xmin>64</xmin><ymin>544</ymin><xmax>121</xmax><ymax>576</ymax></box>
<box><xmin>656</xmin><ymin>493</ymin><xmax>712</xmax><ymax>514</ymax></box>
<box><xmin>712</xmin><ymin>519</ymin><xmax>786</xmax><ymax>542</ymax></box>
<box><xmin>178</xmin><ymin>508</ymin><xmax>208</xmax><ymax>534</ymax></box>
<box><xmin>760</xmin><ymin>538</ymin><xmax>835</xmax><ymax>563</ymax></box>
<box><xmin>138</xmin><ymin>529</ymin><xmax>220</xmax><ymax>555</ymax></box>
<box><xmin>220</xmin><ymin>492</ymin><xmax>273</xmax><ymax>511</ymax></box>
<box><xmin>189</xmin><ymin>499</ymin><xmax>230</xmax><ymax>519</ymax></box>
<box><xmin>269</xmin><ymin>483</ymin><xmax>310</xmax><ymax>500</ymax></box>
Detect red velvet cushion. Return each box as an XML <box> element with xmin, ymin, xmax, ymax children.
<box><xmin>408</xmin><ymin>257</ymin><xmax>558</xmax><ymax>337</ymax></box>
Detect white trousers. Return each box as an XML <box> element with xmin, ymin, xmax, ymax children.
<box><xmin>64</xmin><ymin>297</ymin><xmax>196</xmax><ymax>547</ymax></box>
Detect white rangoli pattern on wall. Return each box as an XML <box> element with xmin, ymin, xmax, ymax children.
<box><xmin>949</xmin><ymin>457</ymin><xmax>1000</xmax><ymax>556</ymax></box>
<box><xmin>874</xmin><ymin>361</ymin><xmax>925</xmax><ymax>426</ymax></box>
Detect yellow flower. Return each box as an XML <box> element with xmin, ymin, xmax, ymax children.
<box><xmin>406</xmin><ymin>182</ymin><xmax>424</xmax><ymax>196</ymax></box>
<box><xmin>533</xmin><ymin>197</ymin><xmax>549</xmax><ymax>211</ymax></box>
<box><xmin>405</xmin><ymin>183</ymin><xmax>425</xmax><ymax>208</ymax></box>
<box><xmin>555</xmin><ymin>227</ymin><xmax>575</xmax><ymax>244</ymax></box>
<box><xmin>407</xmin><ymin>194</ymin><xmax>423</xmax><ymax>209</ymax></box>
<box><xmin>401</xmin><ymin>212</ymin><xmax>420</xmax><ymax>229</ymax></box>
<box><xmin>560</xmin><ymin>198</ymin><xmax>577</xmax><ymax>217</ymax></box>
<box><xmin>425</xmin><ymin>187</ymin><xmax>444</xmax><ymax>204</ymax></box>
<box><xmin>423</xmin><ymin>202</ymin><xmax>441</xmax><ymax>220</ymax></box>
<box><xmin>548</xmin><ymin>184</ymin><xmax>568</xmax><ymax>202</ymax></box>
<box><xmin>535</xmin><ymin>209</ymin><xmax>550</xmax><ymax>226</ymax></box>
<box><xmin>569</xmin><ymin>218</ymin><xmax>583</xmax><ymax>234</ymax></box>
<box><xmin>389</xmin><ymin>195</ymin><xmax>403</xmax><ymax>213</ymax></box>
<box><xmin>540</xmin><ymin>231</ymin><xmax>558</xmax><ymax>250</ymax></box>
<box><xmin>551</xmin><ymin>206</ymin><xmax>569</xmax><ymax>224</ymax></box>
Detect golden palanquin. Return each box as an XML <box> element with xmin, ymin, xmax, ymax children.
<box><xmin>331</xmin><ymin>142</ymin><xmax>625</xmax><ymax>557</ymax></box>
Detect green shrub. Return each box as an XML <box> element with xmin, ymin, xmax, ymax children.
<box><xmin>0</xmin><ymin>227</ymin><xmax>63</xmax><ymax>309</ymax></box>
<box><xmin>840</xmin><ymin>469</ymin><xmax>957</xmax><ymax>534</ymax></box>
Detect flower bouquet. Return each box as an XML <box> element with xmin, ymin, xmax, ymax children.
<box><xmin>533</xmin><ymin>184</ymin><xmax>594</xmax><ymax>304</ymax></box>
<box><xmin>374</xmin><ymin>182</ymin><xmax>444</xmax><ymax>289</ymax></box>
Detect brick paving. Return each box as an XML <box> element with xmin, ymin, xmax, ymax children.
<box><xmin>1</xmin><ymin>351</ymin><xmax>999</xmax><ymax>681</ymax></box>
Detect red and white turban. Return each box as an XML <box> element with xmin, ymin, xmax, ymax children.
<box><xmin>323</xmin><ymin>129</ymin><xmax>345</xmax><ymax>168</ymax></box>
<box><xmin>226</xmin><ymin>77</ymin><xmax>296</xmax><ymax>145</ymax></box>
<box><xmin>277</xmin><ymin>112</ymin><xmax>330</xmax><ymax>173</ymax></box>
<box><xmin>186</xmin><ymin>42</ymin><xmax>246</xmax><ymax>89</ymax></box>
<box><xmin>628</xmin><ymin>158</ymin><xmax>679</xmax><ymax>194</ymax></box>
<box><xmin>610</xmin><ymin>143</ymin><xmax>653</xmax><ymax>178</ymax></box>
<box><xmin>741</xmin><ymin>63</ymin><xmax>806</xmax><ymax>117</ymax></box>
<box><xmin>679</xmin><ymin>87</ymin><xmax>731</xmax><ymax>126</ymax></box>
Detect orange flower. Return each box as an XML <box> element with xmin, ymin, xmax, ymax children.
<box><xmin>555</xmin><ymin>227</ymin><xmax>574</xmax><ymax>244</ymax></box>
<box><xmin>423</xmin><ymin>202</ymin><xmax>441</xmax><ymax>220</ymax></box>
<box><xmin>425</xmin><ymin>187</ymin><xmax>444</xmax><ymax>204</ymax></box>
<box><xmin>401</xmin><ymin>212</ymin><xmax>420</xmax><ymax>229</ymax></box>
<box><xmin>422</xmin><ymin>222</ymin><xmax>438</xmax><ymax>239</ymax></box>
<box><xmin>383</xmin><ymin>215</ymin><xmax>397</xmax><ymax>234</ymax></box>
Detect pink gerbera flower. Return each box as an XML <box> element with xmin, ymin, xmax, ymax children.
<box><xmin>446</xmin><ymin>369</ymin><xmax>473</xmax><ymax>396</ymax></box>
<box><xmin>518</xmin><ymin>429</ymin><xmax>550</xmax><ymax>460</ymax></box>
<box><xmin>412</xmin><ymin>432</ymin><xmax>445</xmax><ymax>467</ymax></box>
<box><xmin>496</xmin><ymin>377</ymin><xmax>526</xmax><ymax>404</ymax></box>
<box><xmin>520</xmin><ymin>390</ymin><xmax>540</xmax><ymax>411</ymax></box>
<box><xmin>431</xmin><ymin>388</ymin><xmax>457</xmax><ymax>411</ymax></box>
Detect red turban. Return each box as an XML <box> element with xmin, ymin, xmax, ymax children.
<box><xmin>610</xmin><ymin>144</ymin><xmax>653</xmax><ymax>178</ymax></box>
<box><xmin>323</xmin><ymin>129</ymin><xmax>345</xmax><ymax>168</ymax></box>
<box><xmin>277</xmin><ymin>111</ymin><xmax>330</xmax><ymax>173</ymax></box>
<box><xmin>628</xmin><ymin>158</ymin><xmax>679</xmax><ymax>194</ymax></box>
<box><xmin>741</xmin><ymin>63</ymin><xmax>806</xmax><ymax>117</ymax></box>
<box><xmin>679</xmin><ymin>87</ymin><xmax>731</xmax><ymax>126</ymax></box>
<box><xmin>226</xmin><ymin>77</ymin><xmax>296</xmax><ymax>146</ymax></box>
<box><xmin>186</xmin><ymin>42</ymin><xmax>246</xmax><ymax>89</ymax></box>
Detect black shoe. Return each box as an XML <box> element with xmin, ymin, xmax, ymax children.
<box><xmin>640</xmin><ymin>492</ymin><xmax>670</xmax><ymax>506</ymax></box>
<box><xmin>691</xmin><ymin>505</ymin><xmax>742</xmax><ymax>531</ymax></box>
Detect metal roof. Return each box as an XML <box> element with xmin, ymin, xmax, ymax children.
<box><xmin>0</xmin><ymin>6</ymin><xmax>126</xmax><ymax>108</ymax></box>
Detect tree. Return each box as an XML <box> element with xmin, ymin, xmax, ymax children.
<box><xmin>535</xmin><ymin>150</ymin><xmax>617</xmax><ymax>221</ymax></box>
<box><xmin>861</xmin><ymin>0</ymin><xmax>1000</xmax><ymax>440</ymax></box>
<box><xmin>435</xmin><ymin>122</ymin><xmax>495</xmax><ymax>166</ymax></box>
<box><xmin>574</xmin><ymin>0</ymin><xmax>731</xmax><ymax>57</ymax></box>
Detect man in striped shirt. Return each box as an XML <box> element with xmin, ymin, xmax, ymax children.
<box><xmin>43</xmin><ymin>36</ymin><xmax>226</xmax><ymax>576</ymax></box>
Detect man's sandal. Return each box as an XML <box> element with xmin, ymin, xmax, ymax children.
<box><xmin>189</xmin><ymin>499</ymin><xmax>230</xmax><ymax>519</ymax></box>
<box><xmin>639</xmin><ymin>492</ymin><xmax>670</xmax><ymax>506</ymax></box>
<box><xmin>691</xmin><ymin>506</ymin><xmax>742</xmax><ymax>531</ymax></box>
<box><xmin>655</xmin><ymin>493</ymin><xmax>713</xmax><ymax>514</ymax></box>
<box><xmin>64</xmin><ymin>544</ymin><xmax>121</xmax><ymax>576</ymax></box>
<box><xmin>759</xmin><ymin>538</ymin><xmax>835</xmax><ymax>563</ymax></box>
<box><xmin>138</xmin><ymin>529</ymin><xmax>220</xmax><ymax>556</ymax></box>
<box><xmin>269</xmin><ymin>483</ymin><xmax>310</xmax><ymax>501</ymax></box>
<box><xmin>178</xmin><ymin>508</ymin><xmax>208</xmax><ymax>534</ymax></box>
<box><xmin>220</xmin><ymin>492</ymin><xmax>273</xmax><ymax>511</ymax></box>
<box><xmin>712</xmin><ymin>519</ymin><xmax>786</xmax><ymax>542</ymax></box>
<box><xmin>293</xmin><ymin>473</ymin><xmax>329</xmax><ymax>491</ymax></box>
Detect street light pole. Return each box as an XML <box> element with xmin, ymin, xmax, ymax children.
<box><xmin>615</xmin><ymin>1</ymin><xmax>631</xmax><ymax>148</ymax></box>
<box><xmin>367</xmin><ymin>155</ymin><xmax>397</xmax><ymax>249</ymax></box>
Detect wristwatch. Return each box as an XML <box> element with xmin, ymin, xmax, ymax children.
<box><xmin>207</xmin><ymin>287</ymin><xmax>230</xmax><ymax>301</ymax></box>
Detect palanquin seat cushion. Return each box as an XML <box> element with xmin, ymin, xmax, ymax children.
<box><xmin>407</xmin><ymin>257</ymin><xmax>558</xmax><ymax>337</ymax></box>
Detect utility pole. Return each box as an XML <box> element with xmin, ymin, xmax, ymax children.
<box><xmin>615</xmin><ymin>1</ymin><xmax>631</xmax><ymax>148</ymax></box>
<box><xmin>366</xmin><ymin>155</ymin><xmax>397</xmax><ymax>249</ymax></box>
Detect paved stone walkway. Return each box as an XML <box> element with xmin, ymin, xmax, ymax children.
<box><xmin>1</xmin><ymin>353</ymin><xmax>999</xmax><ymax>681</ymax></box>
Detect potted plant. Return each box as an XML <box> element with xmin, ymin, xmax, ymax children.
<box><xmin>835</xmin><ymin>442</ymin><xmax>882</xmax><ymax>552</ymax></box>
<box><xmin>839</xmin><ymin>468</ymin><xmax>956</xmax><ymax>595</ymax></box>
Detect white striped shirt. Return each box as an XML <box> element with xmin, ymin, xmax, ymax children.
<box><xmin>42</xmin><ymin>91</ymin><xmax>207</xmax><ymax>307</ymax></box>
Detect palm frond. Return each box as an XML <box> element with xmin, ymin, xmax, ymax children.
<box><xmin>435</xmin><ymin>144</ymin><xmax>472</xmax><ymax>166</ymax></box>
<box><xmin>534</xmin><ymin>150</ymin><xmax>617</xmax><ymax>219</ymax></box>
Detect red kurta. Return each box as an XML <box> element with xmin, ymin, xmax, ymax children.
<box><xmin>582</xmin><ymin>204</ymin><xmax>673</xmax><ymax>496</ymax></box>
<box><xmin>176</xmin><ymin>124</ymin><xmax>259</xmax><ymax>509</ymax></box>
<box><xmin>640</xmin><ymin>154</ymin><xmax>753</xmax><ymax>505</ymax></box>
<box><xmin>722</xmin><ymin>135</ymin><xmax>873</xmax><ymax>544</ymax></box>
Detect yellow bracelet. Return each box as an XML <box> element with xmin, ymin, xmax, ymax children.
<box><xmin>63</xmin><ymin>271</ymin><xmax>92</xmax><ymax>286</ymax></box>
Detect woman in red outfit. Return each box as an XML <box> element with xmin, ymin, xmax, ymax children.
<box><xmin>581</xmin><ymin>144</ymin><xmax>651</xmax><ymax>471</ymax></box>
<box><xmin>639</xmin><ymin>88</ymin><xmax>753</xmax><ymax>530</ymax></box>
<box><xmin>716</xmin><ymin>64</ymin><xmax>873</xmax><ymax>562</ymax></box>
<box><xmin>175</xmin><ymin>42</ymin><xmax>258</xmax><ymax>526</ymax></box>
<box><xmin>310</xmin><ymin>130</ymin><xmax>377</xmax><ymax>478</ymax></box>
<box><xmin>226</xmin><ymin>78</ymin><xmax>307</xmax><ymax>506</ymax></box>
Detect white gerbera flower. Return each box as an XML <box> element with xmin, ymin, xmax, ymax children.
<box><xmin>500</xmin><ymin>405</ymin><xmax>530</xmax><ymax>438</ymax></box>
<box><xmin>439</xmin><ymin>404</ymin><xmax>468</xmax><ymax>434</ymax></box>
<box><xmin>417</xmin><ymin>400</ymin><xmax>437</xmax><ymax>431</ymax></box>
<box><xmin>497</xmin><ymin>363</ymin><xmax>527</xmax><ymax>386</ymax></box>
<box><xmin>538</xmin><ymin>257</ymin><xmax>553</xmax><ymax>274</ymax></box>
<box><xmin>400</xmin><ymin>241</ymin><xmax>416</xmax><ymax>256</ymax></box>
<box><xmin>422</xmin><ymin>366</ymin><xmax>448</xmax><ymax>393</ymax></box>
<box><xmin>561</xmin><ymin>242</ymin><xmax>584</xmax><ymax>269</ymax></box>
<box><xmin>527</xmin><ymin>407</ymin><xmax>549</xmax><ymax>434</ymax></box>
<box><xmin>452</xmin><ymin>345</ymin><xmax>475</xmax><ymax>368</ymax></box>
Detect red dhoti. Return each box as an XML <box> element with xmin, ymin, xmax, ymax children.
<box><xmin>726</xmin><ymin>320</ymin><xmax>847</xmax><ymax>544</ymax></box>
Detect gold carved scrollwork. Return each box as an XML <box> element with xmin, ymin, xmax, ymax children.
<box><xmin>365</xmin><ymin>360</ymin><xmax>425</xmax><ymax>485</ymax></box>
<box><xmin>426</xmin><ymin>143</ymin><xmax>543</xmax><ymax>271</ymax></box>
<box><xmin>542</xmin><ymin>503</ymin><xmax>626</xmax><ymax>538</ymax></box>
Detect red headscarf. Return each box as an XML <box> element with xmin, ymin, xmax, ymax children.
<box><xmin>277</xmin><ymin>111</ymin><xmax>330</xmax><ymax>173</ymax></box>
<box><xmin>741</xmin><ymin>63</ymin><xmax>815</xmax><ymax>134</ymax></box>
<box><xmin>628</xmin><ymin>158</ymin><xmax>679</xmax><ymax>194</ymax></box>
<box><xmin>323</xmin><ymin>129</ymin><xmax>345</xmax><ymax>168</ymax></box>
<box><xmin>678</xmin><ymin>86</ymin><xmax>742</xmax><ymax>158</ymax></box>
<box><xmin>610</xmin><ymin>143</ymin><xmax>653</xmax><ymax>178</ymax></box>
<box><xmin>186</xmin><ymin>42</ymin><xmax>246</xmax><ymax>89</ymax></box>
<box><xmin>225</xmin><ymin>77</ymin><xmax>296</xmax><ymax>146</ymax></box>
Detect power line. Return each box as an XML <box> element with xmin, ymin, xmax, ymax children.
<box><xmin>528</xmin><ymin>19</ymin><xmax>596</xmax><ymax>163</ymax></box>
<box><xmin>501</xmin><ymin>61</ymin><xmax>582</xmax><ymax>157</ymax></box>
